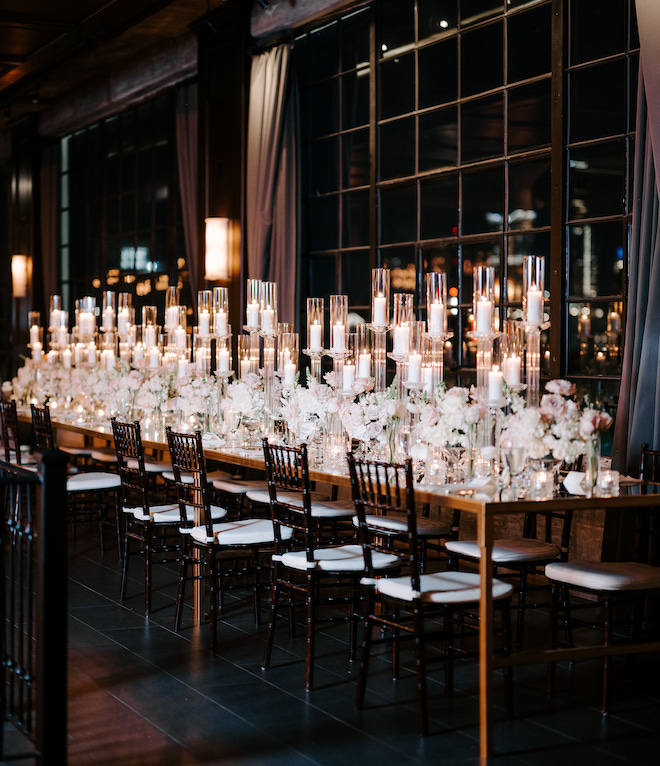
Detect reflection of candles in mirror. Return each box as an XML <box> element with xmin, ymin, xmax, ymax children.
<box><xmin>198</xmin><ymin>309</ymin><xmax>211</xmax><ymax>336</ymax></box>
<box><xmin>357</xmin><ymin>352</ymin><xmax>371</xmax><ymax>379</ymax></box>
<box><xmin>488</xmin><ymin>365</ymin><xmax>503</xmax><ymax>401</ymax></box>
<box><xmin>373</xmin><ymin>294</ymin><xmax>387</xmax><ymax>325</ymax></box>
<box><xmin>429</xmin><ymin>301</ymin><xmax>445</xmax><ymax>334</ymax></box>
<box><xmin>217</xmin><ymin>348</ymin><xmax>230</xmax><ymax>372</ymax></box>
<box><xmin>408</xmin><ymin>352</ymin><xmax>422</xmax><ymax>383</ymax></box>
<box><xmin>343</xmin><ymin>362</ymin><xmax>355</xmax><ymax>390</ymax></box>
<box><xmin>284</xmin><ymin>362</ymin><xmax>296</xmax><ymax>387</ymax></box>
<box><xmin>247</xmin><ymin>301</ymin><xmax>259</xmax><ymax>327</ymax></box>
<box><xmin>608</xmin><ymin>311</ymin><xmax>621</xmax><ymax>333</ymax></box>
<box><xmin>526</xmin><ymin>287</ymin><xmax>543</xmax><ymax>324</ymax></box>
<box><xmin>475</xmin><ymin>298</ymin><xmax>492</xmax><ymax>333</ymax></box>
<box><xmin>309</xmin><ymin>321</ymin><xmax>322</xmax><ymax>351</ymax></box>
<box><xmin>32</xmin><ymin>341</ymin><xmax>43</xmax><ymax>361</ymax></box>
<box><xmin>332</xmin><ymin>323</ymin><xmax>345</xmax><ymax>352</ymax></box>
<box><xmin>503</xmin><ymin>354</ymin><xmax>521</xmax><ymax>386</ymax></box>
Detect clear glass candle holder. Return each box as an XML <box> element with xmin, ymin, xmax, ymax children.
<box><xmin>473</xmin><ymin>265</ymin><xmax>495</xmax><ymax>335</ymax></box>
<box><xmin>212</xmin><ymin>286</ymin><xmax>229</xmax><ymax>336</ymax></box>
<box><xmin>259</xmin><ymin>281</ymin><xmax>277</xmax><ymax>335</ymax></box>
<box><xmin>391</xmin><ymin>293</ymin><xmax>413</xmax><ymax>356</ymax></box>
<box><xmin>371</xmin><ymin>267</ymin><xmax>390</xmax><ymax>328</ymax></box>
<box><xmin>426</xmin><ymin>271</ymin><xmax>448</xmax><ymax>337</ymax></box>
<box><xmin>355</xmin><ymin>323</ymin><xmax>372</xmax><ymax>379</ymax></box>
<box><xmin>329</xmin><ymin>294</ymin><xmax>348</xmax><ymax>353</ymax></box>
<box><xmin>246</xmin><ymin>278</ymin><xmax>262</xmax><ymax>329</ymax></box>
<box><xmin>523</xmin><ymin>255</ymin><xmax>545</xmax><ymax>326</ymax></box>
<box><xmin>306</xmin><ymin>297</ymin><xmax>324</xmax><ymax>353</ymax></box>
<box><xmin>49</xmin><ymin>295</ymin><xmax>63</xmax><ymax>331</ymax></box>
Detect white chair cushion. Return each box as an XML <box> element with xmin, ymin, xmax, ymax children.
<box><xmin>445</xmin><ymin>538</ymin><xmax>561</xmax><ymax>564</ymax></box>
<box><xmin>245</xmin><ymin>488</ymin><xmax>330</xmax><ymax>505</ymax></box>
<box><xmin>353</xmin><ymin>512</ymin><xmax>452</xmax><ymax>537</ymax></box>
<box><xmin>213</xmin><ymin>478</ymin><xmax>268</xmax><ymax>496</ymax></box>
<box><xmin>128</xmin><ymin>502</ymin><xmax>227</xmax><ymax>523</ymax></box>
<box><xmin>188</xmin><ymin>518</ymin><xmax>289</xmax><ymax>546</ymax></box>
<box><xmin>60</xmin><ymin>445</ymin><xmax>93</xmax><ymax>456</ymax></box>
<box><xmin>266</xmin><ymin>493</ymin><xmax>354</xmax><ymax>519</ymax></box>
<box><xmin>545</xmin><ymin>561</ymin><xmax>660</xmax><ymax>592</ymax></box>
<box><xmin>374</xmin><ymin>569</ymin><xmax>513</xmax><ymax>604</ymax></box>
<box><xmin>90</xmin><ymin>448</ymin><xmax>118</xmax><ymax>463</ymax></box>
<box><xmin>162</xmin><ymin>469</ymin><xmax>234</xmax><ymax>484</ymax></box>
<box><xmin>67</xmin><ymin>471</ymin><xmax>121</xmax><ymax>491</ymax></box>
<box><xmin>281</xmin><ymin>544</ymin><xmax>399</xmax><ymax>573</ymax></box>
<box><xmin>126</xmin><ymin>458</ymin><xmax>171</xmax><ymax>473</ymax></box>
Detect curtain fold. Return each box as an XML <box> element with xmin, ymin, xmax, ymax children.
<box><xmin>39</xmin><ymin>142</ymin><xmax>58</xmax><ymax>303</ymax></box>
<box><xmin>246</xmin><ymin>43</ymin><xmax>298</xmax><ymax>324</ymax></box>
<box><xmin>175</xmin><ymin>83</ymin><xmax>199</xmax><ymax>299</ymax></box>
<box><xmin>612</xmin><ymin>0</ymin><xmax>660</xmax><ymax>475</ymax></box>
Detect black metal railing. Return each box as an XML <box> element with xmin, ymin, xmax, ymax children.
<box><xmin>1</xmin><ymin>449</ymin><xmax>68</xmax><ymax>764</ymax></box>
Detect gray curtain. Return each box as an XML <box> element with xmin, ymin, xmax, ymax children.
<box><xmin>175</xmin><ymin>82</ymin><xmax>199</xmax><ymax>297</ymax></box>
<box><xmin>39</xmin><ymin>142</ymin><xmax>58</xmax><ymax>303</ymax></box>
<box><xmin>612</xmin><ymin>0</ymin><xmax>660</xmax><ymax>476</ymax></box>
<box><xmin>246</xmin><ymin>43</ymin><xmax>298</xmax><ymax>324</ymax></box>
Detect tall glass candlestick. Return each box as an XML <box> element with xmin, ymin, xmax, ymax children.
<box><xmin>425</xmin><ymin>271</ymin><xmax>453</xmax><ymax>400</ymax></box>
<box><xmin>304</xmin><ymin>297</ymin><xmax>324</xmax><ymax>383</ymax></box>
<box><xmin>212</xmin><ymin>286</ymin><xmax>229</xmax><ymax>336</ymax></box>
<box><xmin>522</xmin><ymin>255</ymin><xmax>548</xmax><ymax>407</ymax></box>
<box><xmin>368</xmin><ymin>268</ymin><xmax>391</xmax><ymax>391</ymax></box>
<box><xmin>101</xmin><ymin>291</ymin><xmax>116</xmax><ymax>333</ymax></box>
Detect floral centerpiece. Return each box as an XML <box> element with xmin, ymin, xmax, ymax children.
<box><xmin>280</xmin><ymin>376</ymin><xmax>339</xmax><ymax>442</ymax></box>
<box><xmin>338</xmin><ymin>384</ymin><xmax>408</xmax><ymax>459</ymax></box>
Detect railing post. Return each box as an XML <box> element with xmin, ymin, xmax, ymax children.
<box><xmin>35</xmin><ymin>448</ymin><xmax>69</xmax><ymax>764</ymax></box>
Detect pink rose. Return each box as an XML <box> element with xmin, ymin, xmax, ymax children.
<box><xmin>545</xmin><ymin>379</ymin><xmax>576</xmax><ymax>397</ymax></box>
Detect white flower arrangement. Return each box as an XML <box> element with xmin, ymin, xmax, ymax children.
<box><xmin>280</xmin><ymin>377</ymin><xmax>339</xmax><ymax>439</ymax></box>
<box><xmin>221</xmin><ymin>373</ymin><xmax>265</xmax><ymax>417</ymax></box>
<box><xmin>338</xmin><ymin>384</ymin><xmax>407</xmax><ymax>454</ymax></box>
<box><xmin>416</xmin><ymin>384</ymin><xmax>487</xmax><ymax>450</ymax></box>
<box><xmin>174</xmin><ymin>367</ymin><xmax>215</xmax><ymax>416</ymax></box>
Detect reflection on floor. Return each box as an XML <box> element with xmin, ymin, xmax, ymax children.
<box><xmin>4</xmin><ymin>522</ymin><xmax>660</xmax><ymax>766</ymax></box>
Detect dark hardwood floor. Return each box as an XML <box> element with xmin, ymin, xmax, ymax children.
<box><xmin>4</xmin><ymin>519</ymin><xmax>660</xmax><ymax>765</ymax></box>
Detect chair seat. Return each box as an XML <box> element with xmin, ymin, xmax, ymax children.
<box><xmin>67</xmin><ymin>471</ymin><xmax>121</xmax><ymax>491</ymax></box>
<box><xmin>162</xmin><ymin>469</ymin><xmax>234</xmax><ymax>484</ymax></box>
<box><xmin>545</xmin><ymin>560</ymin><xmax>660</xmax><ymax>592</ymax></box>
<box><xmin>374</xmin><ymin>569</ymin><xmax>513</xmax><ymax>604</ymax></box>
<box><xmin>127</xmin><ymin>458</ymin><xmax>171</xmax><ymax>473</ymax></box>
<box><xmin>245</xmin><ymin>488</ymin><xmax>330</xmax><ymax>505</ymax></box>
<box><xmin>445</xmin><ymin>537</ymin><xmax>561</xmax><ymax>564</ymax></box>
<box><xmin>59</xmin><ymin>445</ymin><xmax>93</xmax><ymax>457</ymax></box>
<box><xmin>127</xmin><ymin>502</ymin><xmax>227</xmax><ymax>523</ymax></box>
<box><xmin>280</xmin><ymin>543</ymin><xmax>399</xmax><ymax>573</ymax></box>
<box><xmin>189</xmin><ymin>517</ymin><xmax>288</xmax><ymax>546</ymax></box>
<box><xmin>266</xmin><ymin>492</ymin><xmax>354</xmax><ymax>518</ymax></box>
<box><xmin>90</xmin><ymin>448</ymin><xmax>118</xmax><ymax>463</ymax></box>
<box><xmin>213</xmin><ymin>478</ymin><xmax>269</xmax><ymax>496</ymax></box>
<box><xmin>353</xmin><ymin>512</ymin><xmax>453</xmax><ymax>537</ymax></box>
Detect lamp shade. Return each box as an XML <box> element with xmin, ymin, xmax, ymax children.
<box><xmin>11</xmin><ymin>254</ymin><xmax>31</xmax><ymax>298</ymax></box>
<box><xmin>205</xmin><ymin>217</ymin><xmax>229</xmax><ymax>281</ymax></box>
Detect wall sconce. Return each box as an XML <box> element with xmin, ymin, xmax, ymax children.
<box><xmin>205</xmin><ymin>217</ymin><xmax>230</xmax><ymax>281</ymax></box>
<box><xmin>11</xmin><ymin>254</ymin><xmax>31</xmax><ymax>298</ymax></box>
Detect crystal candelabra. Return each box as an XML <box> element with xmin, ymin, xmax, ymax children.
<box><xmin>368</xmin><ymin>267</ymin><xmax>391</xmax><ymax>392</ymax></box>
<box><xmin>522</xmin><ymin>255</ymin><xmax>549</xmax><ymax>408</ymax></box>
<box><xmin>304</xmin><ymin>297</ymin><xmax>324</xmax><ymax>383</ymax></box>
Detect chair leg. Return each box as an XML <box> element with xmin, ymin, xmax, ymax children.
<box><xmin>355</xmin><ymin>588</ymin><xmax>374</xmax><ymax>710</ymax></box>
<box><xmin>547</xmin><ymin>582</ymin><xmax>559</xmax><ymax>695</ymax></box>
<box><xmin>144</xmin><ymin>525</ymin><xmax>152</xmax><ymax>615</ymax></box>
<box><xmin>304</xmin><ymin>575</ymin><xmax>316</xmax><ymax>692</ymax></box>
<box><xmin>208</xmin><ymin>548</ymin><xmax>218</xmax><ymax>648</ymax></box>
<box><xmin>445</xmin><ymin>605</ymin><xmax>454</xmax><ymax>698</ymax></box>
<box><xmin>602</xmin><ymin>598</ymin><xmax>612</xmax><ymax>715</ymax></box>
<box><xmin>412</xmin><ymin>605</ymin><xmax>428</xmax><ymax>736</ymax></box>
<box><xmin>261</xmin><ymin>563</ymin><xmax>282</xmax><ymax>671</ymax></box>
<box><xmin>502</xmin><ymin>600</ymin><xmax>513</xmax><ymax>719</ymax></box>
<box><xmin>516</xmin><ymin>568</ymin><xmax>528</xmax><ymax>648</ymax></box>
<box><xmin>174</xmin><ymin>539</ymin><xmax>190</xmax><ymax>632</ymax></box>
<box><xmin>120</xmin><ymin>527</ymin><xmax>131</xmax><ymax>601</ymax></box>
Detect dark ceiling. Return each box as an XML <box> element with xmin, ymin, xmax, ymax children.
<box><xmin>0</xmin><ymin>0</ymin><xmax>240</xmax><ymax>128</ymax></box>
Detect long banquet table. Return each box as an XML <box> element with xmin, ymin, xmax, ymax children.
<box><xmin>36</xmin><ymin>414</ymin><xmax>660</xmax><ymax>762</ymax></box>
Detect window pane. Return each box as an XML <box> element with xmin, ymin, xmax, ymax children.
<box><xmin>421</xmin><ymin>242</ymin><xmax>459</xmax><ymax>291</ymax></box>
<box><xmin>309</xmin><ymin>22</ymin><xmax>339</xmax><ymax>81</ymax></box>
<box><xmin>460</xmin><ymin>0</ymin><xmax>503</xmax><ymax>26</ymax></box>
<box><xmin>507</xmin><ymin>3</ymin><xmax>551</xmax><ymax>84</ymax></box>
<box><xmin>569</xmin><ymin>141</ymin><xmax>626</xmax><ymax>219</ymax></box>
<box><xmin>568</xmin><ymin>221</ymin><xmax>625</xmax><ymax>298</ymax></box>
<box><xmin>379</xmin><ymin>52</ymin><xmax>415</xmax><ymax>119</ymax></box>
<box><xmin>508</xmin><ymin>158</ymin><xmax>551</xmax><ymax>229</ymax></box>
<box><xmin>508</xmin><ymin>79</ymin><xmax>552</xmax><ymax>152</ymax></box>
<box><xmin>380</xmin><ymin>184</ymin><xmax>417</xmax><ymax>244</ymax></box>
<box><xmin>382</xmin><ymin>245</ymin><xmax>417</xmax><ymax>293</ymax></box>
<box><xmin>419</xmin><ymin>106</ymin><xmax>458</xmax><ymax>171</ymax></box>
<box><xmin>342</xmin><ymin>68</ymin><xmax>370</xmax><ymax>129</ymax></box>
<box><xmin>343</xmin><ymin>189</ymin><xmax>370</xmax><ymax>248</ymax></box>
<box><xmin>341</xmin><ymin>249</ymin><xmax>371</xmax><ymax>308</ymax></box>
<box><xmin>121</xmin><ymin>193</ymin><xmax>136</xmax><ymax>233</ymax></box>
<box><xmin>570</xmin><ymin>60</ymin><xmax>626</xmax><ymax>143</ymax></box>
<box><xmin>462</xmin><ymin>167</ymin><xmax>504</xmax><ymax>235</ymax></box>
<box><xmin>567</xmin><ymin>302</ymin><xmax>623</xmax><ymax>377</ymax></box>
<box><xmin>341</xmin><ymin>9</ymin><xmax>370</xmax><ymax>72</ymax></box>
<box><xmin>420</xmin><ymin>175</ymin><xmax>459</xmax><ymax>240</ymax></box>
<box><xmin>380</xmin><ymin>117</ymin><xmax>415</xmax><ymax>180</ymax></box>
<box><xmin>461</xmin><ymin>21</ymin><xmax>503</xmax><ymax>97</ymax></box>
<box><xmin>507</xmin><ymin>231</ymin><xmax>551</xmax><ymax>304</ymax></box>
<box><xmin>308</xmin><ymin>255</ymin><xmax>336</xmax><ymax>302</ymax></box>
<box><xmin>462</xmin><ymin>240</ymin><xmax>502</xmax><ymax>304</ymax></box>
<box><xmin>570</xmin><ymin>0</ymin><xmax>627</xmax><ymax>66</ymax></box>
<box><xmin>461</xmin><ymin>93</ymin><xmax>504</xmax><ymax>163</ymax></box>
<box><xmin>418</xmin><ymin>38</ymin><xmax>458</xmax><ymax>109</ymax></box>
<box><xmin>343</xmin><ymin>129</ymin><xmax>370</xmax><ymax>189</ymax></box>
<box><xmin>310</xmin><ymin>137</ymin><xmax>339</xmax><ymax>195</ymax></box>
<box><xmin>418</xmin><ymin>0</ymin><xmax>458</xmax><ymax>42</ymax></box>
<box><xmin>379</xmin><ymin>0</ymin><xmax>414</xmax><ymax>55</ymax></box>
<box><xmin>309</xmin><ymin>80</ymin><xmax>339</xmax><ymax>139</ymax></box>
<box><xmin>309</xmin><ymin>196</ymin><xmax>339</xmax><ymax>251</ymax></box>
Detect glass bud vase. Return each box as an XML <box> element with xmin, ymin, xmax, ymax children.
<box><xmin>584</xmin><ymin>434</ymin><xmax>601</xmax><ymax>496</ymax></box>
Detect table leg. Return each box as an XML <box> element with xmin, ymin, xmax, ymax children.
<box><xmin>478</xmin><ymin>507</ymin><xmax>494</xmax><ymax>762</ymax></box>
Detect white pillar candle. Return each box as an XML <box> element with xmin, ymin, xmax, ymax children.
<box><xmin>62</xmin><ymin>348</ymin><xmax>72</xmax><ymax>369</ymax></box>
<box><xmin>284</xmin><ymin>362</ymin><xmax>296</xmax><ymax>387</ymax></box>
<box><xmin>393</xmin><ymin>325</ymin><xmax>410</xmax><ymax>355</ymax></box>
<box><xmin>281</xmin><ymin>347</ymin><xmax>291</xmax><ymax>366</ymax></box>
<box><xmin>247</xmin><ymin>301</ymin><xmax>260</xmax><ymax>328</ymax></box>
<box><xmin>429</xmin><ymin>301</ymin><xmax>445</xmax><ymax>335</ymax></box>
<box><xmin>408</xmin><ymin>352</ymin><xmax>422</xmax><ymax>383</ymax></box>
<box><xmin>175</xmin><ymin>325</ymin><xmax>187</xmax><ymax>350</ymax></box>
<box><xmin>214</xmin><ymin>309</ymin><xmax>228</xmax><ymax>336</ymax></box>
<box><xmin>50</xmin><ymin>308</ymin><xmax>62</xmax><ymax>330</ymax></box>
<box><xmin>488</xmin><ymin>366</ymin><xmax>504</xmax><ymax>402</ymax></box>
<box><xmin>526</xmin><ymin>288</ymin><xmax>543</xmax><ymax>324</ymax></box>
<box><xmin>261</xmin><ymin>306</ymin><xmax>274</xmax><ymax>333</ymax></box>
<box><xmin>373</xmin><ymin>295</ymin><xmax>387</xmax><ymax>326</ymax></box>
<box><xmin>177</xmin><ymin>358</ymin><xmax>188</xmax><ymax>378</ymax></box>
<box><xmin>133</xmin><ymin>344</ymin><xmax>144</xmax><ymax>362</ymax></box>
<box><xmin>31</xmin><ymin>341</ymin><xmax>43</xmax><ymax>361</ymax></box>
<box><xmin>357</xmin><ymin>352</ymin><xmax>371</xmax><ymax>379</ymax></box>
<box><xmin>144</xmin><ymin>325</ymin><xmax>157</xmax><ymax>348</ymax></box>
<box><xmin>309</xmin><ymin>322</ymin><xmax>322</xmax><ymax>351</ymax></box>
<box><xmin>503</xmin><ymin>355</ymin><xmax>521</xmax><ymax>386</ymax></box>
<box><xmin>475</xmin><ymin>298</ymin><xmax>492</xmax><ymax>333</ymax></box>
<box><xmin>102</xmin><ymin>349</ymin><xmax>115</xmax><ymax>371</ymax></box>
<box><xmin>198</xmin><ymin>309</ymin><xmax>211</xmax><ymax>336</ymax></box>
<box><xmin>117</xmin><ymin>309</ymin><xmax>130</xmax><ymax>336</ymax></box>
<box><xmin>332</xmin><ymin>323</ymin><xmax>345</xmax><ymax>352</ymax></box>
<box><xmin>102</xmin><ymin>307</ymin><xmax>114</xmax><ymax>332</ymax></box>
<box><xmin>149</xmin><ymin>347</ymin><xmax>160</xmax><ymax>368</ymax></box>
<box><xmin>165</xmin><ymin>306</ymin><xmax>179</xmax><ymax>332</ymax></box>
<box><xmin>74</xmin><ymin>343</ymin><xmax>85</xmax><ymax>366</ymax></box>
<box><xmin>343</xmin><ymin>363</ymin><xmax>355</xmax><ymax>391</ymax></box>
<box><xmin>30</xmin><ymin>325</ymin><xmax>40</xmax><ymax>346</ymax></box>
<box><xmin>240</xmin><ymin>357</ymin><xmax>251</xmax><ymax>378</ymax></box>
<box><xmin>217</xmin><ymin>348</ymin><xmax>230</xmax><ymax>372</ymax></box>
<box><xmin>421</xmin><ymin>365</ymin><xmax>433</xmax><ymax>392</ymax></box>
<box><xmin>57</xmin><ymin>326</ymin><xmax>68</xmax><ymax>347</ymax></box>
<box><xmin>87</xmin><ymin>344</ymin><xmax>97</xmax><ymax>365</ymax></box>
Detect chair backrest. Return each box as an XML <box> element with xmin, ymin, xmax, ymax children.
<box><xmin>111</xmin><ymin>418</ymin><xmax>150</xmax><ymax>513</ymax></box>
<box><xmin>636</xmin><ymin>444</ymin><xmax>660</xmax><ymax>564</ymax></box>
<box><xmin>262</xmin><ymin>438</ymin><xmax>315</xmax><ymax>560</ymax></box>
<box><xmin>31</xmin><ymin>402</ymin><xmax>55</xmax><ymax>451</ymax></box>
<box><xmin>522</xmin><ymin>507</ymin><xmax>573</xmax><ymax>560</ymax></box>
<box><xmin>640</xmin><ymin>443</ymin><xmax>660</xmax><ymax>483</ymax></box>
<box><xmin>1</xmin><ymin>399</ymin><xmax>23</xmax><ymax>464</ymax></box>
<box><xmin>165</xmin><ymin>427</ymin><xmax>212</xmax><ymax>534</ymax></box>
<box><xmin>347</xmin><ymin>452</ymin><xmax>419</xmax><ymax>588</ymax></box>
